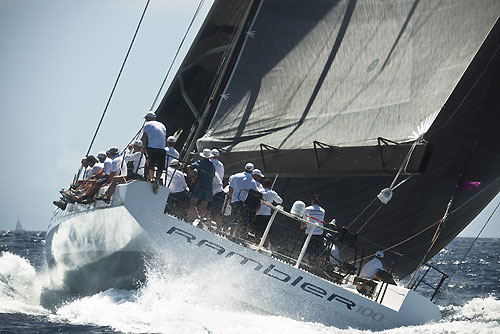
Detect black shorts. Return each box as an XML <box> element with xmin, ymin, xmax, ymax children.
<box><xmin>252</xmin><ymin>215</ymin><xmax>270</xmax><ymax>235</ymax></box>
<box><xmin>307</xmin><ymin>235</ymin><xmax>325</xmax><ymax>258</ymax></box>
<box><xmin>229</xmin><ymin>201</ymin><xmax>255</xmax><ymax>228</ymax></box>
<box><xmin>146</xmin><ymin>148</ymin><xmax>166</xmax><ymax>171</ymax></box>
<box><xmin>209</xmin><ymin>191</ymin><xmax>225</xmax><ymax>215</ymax></box>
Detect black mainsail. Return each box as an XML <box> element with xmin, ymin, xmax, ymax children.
<box><xmin>156</xmin><ymin>0</ymin><xmax>500</xmax><ymax>278</ymax></box>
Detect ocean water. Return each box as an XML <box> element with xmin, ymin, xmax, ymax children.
<box><xmin>0</xmin><ymin>232</ymin><xmax>498</xmax><ymax>334</ymax></box>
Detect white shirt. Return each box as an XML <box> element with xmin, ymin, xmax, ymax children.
<box><xmin>143</xmin><ymin>121</ymin><xmax>166</xmax><ymax>149</ymax></box>
<box><xmin>89</xmin><ymin>163</ymin><xmax>103</xmax><ymax>177</ymax></box>
<box><xmin>110</xmin><ymin>154</ymin><xmax>126</xmax><ymax>176</ymax></box>
<box><xmin>103</xmin><ymin>157</ymin><xmax>113</xmax><ymax>175</ymax></box>
<box><xmin>256</xmin><ymin>188</ymin><xmax>283</xmax><ymax>216</ymax></box>
<box><xmin>83</xmin><ymin>167</ymin><xmax>91</xmax><ymax>180</ymax></box>
<box><xmin>165</xmin><ymin>147</ymin><xmax>180</xmax><ymax>170</ymax></box>
<box><xmin>212</xmin><ymin>173</ymin><xmax>224</xmax><ymax>195</ymax></box>
<box><xmin>329</xmin><ymin>244</ymin><xmax>341</xmax><ymax>266</ymax></box>
<box><xmin>210</xmin><ymin>158</ymin><xmax>225</xmax><ymax>180</ymax></box>
<box><xmin>229</xmin><ymin>171</ymin><xmax>259</xmax><ymax>203</ymax></box>
<box><xmin>304</xmin><ymin>204</ymin><xmax>325</xmax><ymax>235</ymax></box>
<box><xmin>360</xmin><ymin>257</ymin><xmax>384</xmax><ymax>279</ymax></box>
<box><xmin>125</xmin><ymin>151</ymin><xmax>145</xmax><ymax>176</ymax></box>
<box><xmin>165</xmin><ymin>166</ymin><xmax>188</xmax><ymax>193</ymax></box>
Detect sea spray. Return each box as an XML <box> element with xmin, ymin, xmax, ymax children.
<box><xmin>0</xmin><ymin>252</ymin><xmax>48</xmax><ymax>315</ymax></box>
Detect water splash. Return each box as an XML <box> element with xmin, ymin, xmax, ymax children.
<box><xmin>0</xmin><ymin>252</ymin><xmax>49</xmax><ymax>315</ymax></box>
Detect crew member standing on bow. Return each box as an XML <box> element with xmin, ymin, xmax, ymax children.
<box><xmin>301</xmin><ymin>195</ymin><xmax>326</xmax><ymax>269</ymax></box>
<box><xmin>141</xmin><ymin>112</ymin><xmax>166</xmax><ymax>189</ymax></box>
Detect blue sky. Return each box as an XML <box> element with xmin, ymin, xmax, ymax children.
<box><xmin>0</xmin><ymin>0</ymin><xmax>498</xmax><ymax>238</ymax></box>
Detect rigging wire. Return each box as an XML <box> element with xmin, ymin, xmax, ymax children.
<box><xmin>406</xmin><ymin>196</ymin><xmax>453</xmax><ymax>288</ymax></box>
<box><xmin>84</xmin><ymin>0</ymin><xmax>151</xmax><ymax>157</ymax></box>
<box><xmin>346</xmin><ymin>138</ymin><xmax>422</xmax><ymax>232</ymax></box>
<box><xmin>434</xmin><ymin>200</ymin><xmax>500</xmax><ymax>302</ymax></box>
<box><xmin>149</xmin><ymin>0</ymin><xmax>206</xmax><ymax>111</ymax></box>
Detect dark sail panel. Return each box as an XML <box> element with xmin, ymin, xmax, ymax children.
<box><xmin>155</xmin><ymin>0</ymin><xmax>256</xmax><ymax>148</ymax></box>
<box><xmin>199</xmin><ymin>0</ymin><xmax>500</xmax><ymax>153</ymax></box>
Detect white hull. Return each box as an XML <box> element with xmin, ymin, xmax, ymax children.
<box><xmin>46</xmin><ymin>181</ymin><xmax>441</xmax><ymax>329</ymax></box>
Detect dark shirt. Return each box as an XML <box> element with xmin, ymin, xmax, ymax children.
<box><xmin>191</xmin><ymin>159</ymin><xmax>215</xmax><ymax>190</ymax></box>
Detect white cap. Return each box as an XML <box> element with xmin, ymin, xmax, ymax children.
<box><xmin>244</xmin><ymin>162</ymin><xmax>254</xmax><ymax>171</ymax></box>
<box><xmin>375</xmin><ymin>251</ymin><xmax>384</xmax><ymax>258</ymax></box>
<box><xmin>167</xmin><ymin>136</ymin><xmax>176</xmax><ymax>143</ymax></box>
<box><xmin>199</xmin><ymin>148</ymin><xmax>213</xmax><ymax>159</ymax></box>
<box><xmin>252</xmin><ymin>169</ymin><xmax>264</xmax><ymax>177</ymax></box>
<box><xmin>144</xmin><ymin>112</ymin><xmax>156</xmax><ymax>119</ymax></box>
<box><xmin>170</xmin><ymin>159</ymin><xmax>179</xmax><ymax>166</ymax></box>
<box><xmin>97</xmin><ymin>152</ymin><xmax>106</xmax><ymax>159</ymax></box>
<box><xmin>132</xmin><ymin>140</ymin><xmax>142</xmax><ymax>147</ymax></box>
<box><xmin>211</xmin><ymin>149</ymin><xmax>220</xmax><ymax>157</ymax></box>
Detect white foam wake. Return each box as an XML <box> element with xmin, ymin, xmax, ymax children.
<box><xmin>50</xmin><ymin>258</ymin><xmax>500</xmax><ymax>334</ymax></box>
<box><xmin>2</xmin><ymin>250</ymin><xmax>498</xmax><ymax>334</ymax></box>
<box><xmin>0</xmin><ymin>252</ymin><xmax>49</xmax><ymax>315</ymax></box>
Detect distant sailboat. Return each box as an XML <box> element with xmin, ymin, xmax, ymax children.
<box><xmin>14</xmin><ymin>218</ymin><xmax>25</xmax><ymax>234</ymax></box>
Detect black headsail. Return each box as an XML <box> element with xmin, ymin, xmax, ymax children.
<box><xmin>155</xmin><ymin>0</ymin><xmax>261</xmax><ymax>159</ymax></box>
<box><xmin>157</xmin><ymin>0</ymin><xmax>500</xmax><ymax>278</ymax></box>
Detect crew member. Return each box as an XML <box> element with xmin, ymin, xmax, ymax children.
<box><xmin>360</xmin><ymin>251</ymin><xmax>385</xmax><ymax>279</ymax></box>
<box><xmin>301</xmin><ymin>195</ymin><xmax>326</xmax><ymax>269</ymax></box>
<box><xmin>141</xmin><ymin>112</ymin><xmax>166</xmax><ymax>188</ymax></box>
<box><xmin>165</xmin><ymin>159</ymin><xmax>190</xmax><ymax>219</ymax></box>
<box><xmin>254</xmin><ymin>178</ymin><xmax>282</xmax><ymax>248</ymax></box>
<box><xmin>187</xmin><ymin>149</ymin><xmax>216</xmax><ymax>223</ymax></box>
<box><xmin>228</xmin><ymin>162</ymin><xmax>260</xmax><ymax>238</ymax></box>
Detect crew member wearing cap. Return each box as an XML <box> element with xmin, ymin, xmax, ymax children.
<box><xmin>165</xmin><ymin>136</ymin><xmax>180</xmax><ymax>171</ymax></box>
<box><xmin>254</xmin><ymin>178</ymin><xmax>282</xmax><ymax>248</ymax></box>
<box><xmin>53</xmin><ymin>155</ymin><xmax>102</xmax><ymax>210</ymax></box>
<box><xmin>59</xmin><ymin>149</ymin><xmax>114</xmax><ymax>204</ymax></box>
<box><xmin>210</xmin><ymin>149</ymin><xmax>224</xmax><ymax>180</ymax></box>
<box><xmin>95</xmin><ymin>147</ymin><xmax>128</xmax><ymax>203</ymax></box>
<box><xmin>228</xmin><ymin>162</ymin><xmax>260</xmax><ymax>238</ymax></box>
<box><xmin>301</xmin><ymin>195</ymin><xmax>326</xmax><ymax>269</ymax></box>
<box><xmin>165</xmin><ymin>159</ymin><xmax>190</xmax><ymax>219</ymax></box>
<box><xmin>186</xmin><ymin>149</ymin><xmax>216</xmax><ymax>223</ymax></box>
<box><xmin>251</xmin><ymin>169</ymin><xmax>265</xmax><ymax>191</ymax></box>
<box><xmin>141</xmin><ymin>112</ymin><xmax>167</xmax><ymax>187</ymax></box>
<box><xmin>125</xmin><ymin>140</ymin><xmax>145</xmax><ymax>180</ymax></box>
<box><xmin>360</xmin><ymin>251</ymin><xmax>385</xmax><ymax>279</ymax></box>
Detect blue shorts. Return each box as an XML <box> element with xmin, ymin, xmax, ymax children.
<box><xmin>192</xmin><ymin>185</ymin><xmax>212</xmax><ymax>202</ymax></box>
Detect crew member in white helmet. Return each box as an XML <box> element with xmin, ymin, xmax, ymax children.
<box><xmin>359</xmin><ymin>251</ymin><xmax>385</xmax><ymax>279</ymax></box>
